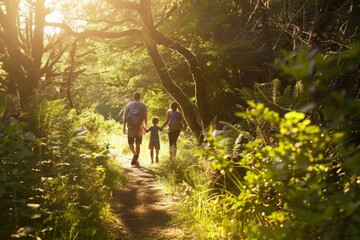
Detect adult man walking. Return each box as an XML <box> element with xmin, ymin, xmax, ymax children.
<box><xmin>123</xmin><ymin>92</ymin><xmax>148</xmax><ymax>165</ymax></box>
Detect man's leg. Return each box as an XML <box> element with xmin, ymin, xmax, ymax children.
<box><xmin>129</xmin><ymin>129</ymin><xmax>140</xmax><ymax>165</ymax></box>
<box><xmin>128</xmin><ymin>134</ymin><xmax>138</xmax><ymax>165</ymax></box>
<box><xmin>131</xmin><ymin>143</ymin><xmax>140</xmax><ymax>165</ymax></box>
<box><xmin>130</xmin><ymin>142</ymin><xmax>138</xmax><ymax>165</ymax></box>
<box><xmin>129</xmin><ymin>144</ymin><xmax>135</xmax><ymax>154</ymax></box>
<box><xmin>135</xmin><ymin>143</ymin><xmax>140</xmax><ymax>155</ymax></box>
<box><xmin>128</xmin><ymin>133</ymin><xmax>135</xmax><ymax>154</ymax></box>
<box><xmin>133</xmin><ymin>134</ymin><xmax>142</xmax><ymax>165</ymax></box>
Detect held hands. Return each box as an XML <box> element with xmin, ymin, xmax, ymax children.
<box><xmin>144</xmin><ymin>124</ymin><xmax>149</xmax><ymax>133</ymax></box>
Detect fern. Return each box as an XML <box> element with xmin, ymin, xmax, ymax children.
<box><xmin>237</xmin><ymin>79</ymin><xmax>309</xmax><ymax>113</ymax></box>
<box><xmin>236</xmin><ymin>86</ymin><xmax>256</xmax><ymax>103</ymax></box>
<box><xmin>28</xmin><ymin>99</ymin><xmax>89</xmax><ymax>159</ymax></box>
<box><xmin>30</xmin><ymin>99</ymin><xmax>66</xmax><ymax>139</ymax></box>
<box><xmin>51</xmin><ymin>108</ymin><xmax>85</xmax><ymax>155</ymax></box>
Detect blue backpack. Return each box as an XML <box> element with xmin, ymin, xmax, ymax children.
<box><xmin>128</xmin><ymin>102</ymin><xmax>143</xmax><ymax>126</ymax></box>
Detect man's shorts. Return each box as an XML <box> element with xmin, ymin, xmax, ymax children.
<box><xmin>127</xmin><ymin>126</ymin><xmax>143</xmax><ymax>144</ymax></box>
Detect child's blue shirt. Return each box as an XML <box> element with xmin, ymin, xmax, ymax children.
<box><xmin>148</xmin><ymin>125</ymin><xmax>160</xmax><ymax>143</ymax></box>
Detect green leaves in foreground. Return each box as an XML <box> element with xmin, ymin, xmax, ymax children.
<box><xmin>194</xmin><ymin>102</ymin><xmax>360</xmax><ymax>239</ymax></box>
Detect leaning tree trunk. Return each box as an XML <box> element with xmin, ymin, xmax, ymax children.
<box><xmin>144</xmin><ymin>36</ymin><xmax>203</xmax><ymax>141</ymax></box>
<box><xmin>136</xmin><ymin>0</ymin><xmax>209</xmax><ymax>141</ymax></box>
<box><xmin>148</xmin><ymin>29</ymin><xmax>213</xmax><ymax>127</ymax></box>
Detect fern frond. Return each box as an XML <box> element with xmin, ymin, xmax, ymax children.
<box><xmin>236</xmin><ymin>87</ymin><xmax>256</xmax><ymax>103</ymax></box>
<box><xmin>217</xmin><ymin>121</ymin><xmax>254</xmax><ymax>156</ymax></box>
<box><xmin>30</xmin><ymin>99</ymin><xmax>66</xmax><ymax>139</ymax></box>
<box><xmin>52</xmin><ymin>108</ymin><xmax>83</xmax><ymax>151</ymax></box>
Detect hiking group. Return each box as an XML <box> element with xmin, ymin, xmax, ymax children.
<box><xmin>123</xmin><ymin>92</ymin><xmax>184</xmax><ymax>165</ymax></box>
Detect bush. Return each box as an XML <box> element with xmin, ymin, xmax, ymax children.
<box><xmin>172</xmin><ymin>43</ymin><xmax>360</xmax><ymax>239</ymax></box>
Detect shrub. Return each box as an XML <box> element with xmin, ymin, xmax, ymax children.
<box><xmin>173</xmin><ymin>43</ymin><xmax>360</xmax><ymax>239</ymax></box>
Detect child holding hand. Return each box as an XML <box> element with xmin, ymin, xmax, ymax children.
<box><xmin>145</xmin><ymin>117</ymin><xmax>161</xmax><ymax>163</ymax></box>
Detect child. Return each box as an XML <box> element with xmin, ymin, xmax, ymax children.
<box><xmin>145</xmin><ymin>117</ymin><xmax>161</xmax><ymax>163</ymax></box>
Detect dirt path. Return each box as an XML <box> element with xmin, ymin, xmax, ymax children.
<box><xmin>110</xmin><ymin>151</ymin><xmax>183</xmax><ymax>240</ymax></box>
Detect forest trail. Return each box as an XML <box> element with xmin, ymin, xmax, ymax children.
<box><xmin>110</xmin><ymin>150</ymin><xmax>184</xmax><ymax>240</ymax></box>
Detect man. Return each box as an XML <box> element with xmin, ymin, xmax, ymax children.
<box><xmin>123</xmin><ymin>92</ymin><xmax>148</xmax><ymax>165</ymax></box>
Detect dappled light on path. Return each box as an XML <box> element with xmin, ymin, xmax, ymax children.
<box><xmin>110</xmin><ymin>150</ymin><xmax>183</xmax><ymax>240</ymax></box>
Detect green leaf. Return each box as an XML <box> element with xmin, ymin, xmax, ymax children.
<box><xmin>46</xmin><ymin>178</ymin><xmax>60</xmax><ymax>185</ymax></box>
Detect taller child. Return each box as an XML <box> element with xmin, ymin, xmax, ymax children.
<box><xmin>123</xmin><ymin>92</ymin><xmax>148</xmax><ymax>165</ymax></box>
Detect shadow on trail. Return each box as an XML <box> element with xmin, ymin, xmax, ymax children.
<box><xmin>112</xmin><ymin>164</ymin><xmax>176</xmax><ymax>240</ymax></box>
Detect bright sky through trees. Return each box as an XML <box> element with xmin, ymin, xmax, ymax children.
<box><xmin>18</xmin><ymin>0</ymin><xmax>63</xmax><ymax>34</ymax></box>
<box><xmin>45</xmin><ymin>0</ymin><xmax>64</xmax><ymax>34</ymax></box>
<box><xmin>44</xmin><ymin>0</ymin><xmax>92</xmax><ymax>33</ymax></box>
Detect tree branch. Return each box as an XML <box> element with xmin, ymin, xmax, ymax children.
<box><xmin>46</xmin><ymin>22</ymin><xmax>143</xmax><ymax>39</ymax></box>
<box><xmin>105</xmin><ymin>0</ymin><xmax>140</xmax><ymax>10</ymax></box>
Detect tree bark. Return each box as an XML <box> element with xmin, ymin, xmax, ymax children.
<box><xmin>144</xmin><ymin>36</ymin><xmax>203</xmax><ymax>140</ymax></box>
<box><xmin>136</xmin><ymin>1</ymin><xmax>212</xmax><ymax>128</ymax></box>
<box><xmin>65</xmin><ymin>41</ymin><xmax>77</xmax><ymax>108</ymax></box>
<box><xmin>0</xmin><ymin>1</ymin><xmax>31</xmax><ymax>108</ymax></box>
<box><xmin>259</xmin><ymin>0</ymin><xmax>274</xmax><ymax>82</ymax></box>
<box><xmin>0</xmin><ymin>0</ymin><xmax>46</xmax><ymax>109</ymax></box>
<box><xmin>307</xmin><ymin>0</ymin><xmax>343</xmax><ymax>49</ymax></box>
<box><xmin>283</xmin><ymin>0</ymin><xmax>289</xmax><ymax>23</ymax></box>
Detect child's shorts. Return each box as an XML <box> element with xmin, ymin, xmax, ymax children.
<box><xmin>149</xmin><ymin>140</ymin><xmax>160</xmax><ymax>150</ymax></box>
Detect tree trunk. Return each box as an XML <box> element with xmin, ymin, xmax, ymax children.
<box><xmin>259</xmin><ymin>0</ymin><xmax>274</xmax><ymax>82</ymax></box>
<box><xmin>144</xmin><ymin>35</ymin><xmax>203</xmax><ymax>141</ymax></box>
<box><xmin>20</xmin><ymin>0</ymin><xmax>46</xmax><ymax>108</ymax></box>
<box><xmin>137</xmin><ymin>1</ymin><xmax>213</xmax><ymax>128</ymax></box>
<box><xmin>308</xmin><ymin>0</ymin><xmax>342</xmax><ymax>49</ymax></box>
<box><xmin>65</xmin><ymin>41</ymin><xmax>77</xmax><ymax>109</ymax></box>
<box><xmin>283</xmin><ymin>0</ymin><xmax>289</xmax><ymax>23</ymax></box>
<box><xmin>0</xmin><ymin>0</ymin><xmax>46</xmax><ymax>110</ymax></box>
<box><xmin>148</xmin><ymin>30</ymin><xmax>212</xmax><ymax>127</ymax></box>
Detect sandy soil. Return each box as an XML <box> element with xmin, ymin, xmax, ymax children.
<box><xmin>111</xmin><ymin>152</ymin><xmax>184</xmax><ymax>240</ymax></box>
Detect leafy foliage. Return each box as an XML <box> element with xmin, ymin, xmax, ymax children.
<box><xmin>161</xmin><ymin>43</ymin><xmax>360</xmax><ymax>239</ymax></box>
<box><xmin>0</xmin><ymin>100</ymin><xmax>126</xmax><ymax>239</ymax></box>
<box><xmin>174</xmin><ymin>101</ymin><xmax>359</xmax><ymax>239</ymax></box>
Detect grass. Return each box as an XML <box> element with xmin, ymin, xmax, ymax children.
<box><xmin>101</xmin><ymin>124</ymin><xmax>219</xmax><ymax>239</ymax></box>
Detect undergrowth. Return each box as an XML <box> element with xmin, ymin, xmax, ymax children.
<box><xmin>0</xmin><ymin>101</ymin><xmax>126</xmax><ymax>239</ymax></box>
<box><xmin>154</xmin><ymin>44</ymin><xmax>360</xmax><ymax>239</ymax></box>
